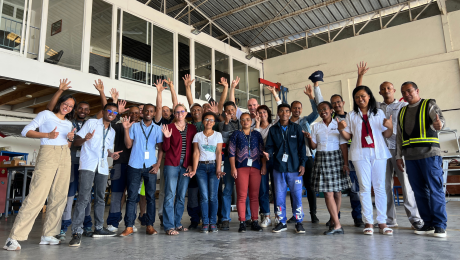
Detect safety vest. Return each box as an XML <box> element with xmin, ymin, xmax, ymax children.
<box><xmin>398</xmin><ymin>99</ymin><xmax>439</xmax><ymax>149</ymax></box>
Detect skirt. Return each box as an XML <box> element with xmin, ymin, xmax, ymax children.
<box><xmin>312</xmin><ymin>150</ymin><xmax>351</xmax><ymax>192</ymax></box>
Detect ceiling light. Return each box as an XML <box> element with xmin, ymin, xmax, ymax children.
<box><xmin>0</xmin><ymin>86</ymin><xmax>17</xmax><ymax>97</ymax></box>
<box><xmin>191</xmin><ymin>28</ymin><xmax>201</xmax><ymax>35</ymax></box>
<box><xmin>26</xmin><ymin>95</ymin><xmax>32</xmax><ymax>98</ymax></box>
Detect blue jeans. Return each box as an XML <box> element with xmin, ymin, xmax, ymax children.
<box><xmin>406</xmin><ymin>156</ymin><xmax>447</xmax><ymax>229</ymax></box>
<box><xmin>125</xmin><ymin>165</ymin><xmax>157</xmax><ymax>227</ymax></box>
<box><xmin>187</xmin><ymin>176</ymin><xmax>201</xmax><ymax>223</ymax></box>
<box><xmin>163</xmin><ymin>161</ymin><xmax>190</xmax><ymax>231</ymax></box>
<box><xmin>259</xmin><ymin>160</ymin><xmax>272</xmax><ymax>215</ymax></box>
<box><xmin>107</xmin><ymin>163</ymin><xmax>128</xmax><ymax>228</ymax></box>
<box><xmin>273</xmin><ymin>169</ymin><xmax>304</xmax><ymax>223</ymax></box>
<box><xmin>349</xmin><ymin>161</ymin><xmax>362</xmax><ymax>219</ymax></box>
<box><xmin>196</xmin><ymin>163</ymin><xmax>220</xmax><ymax>225</ymax></box>
<box><xmin>222</xmin><ymin>158</ymin><xmax>251</xmax><ymax>221</ymax></box>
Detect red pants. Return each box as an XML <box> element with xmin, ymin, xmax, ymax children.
<box><xmin>235</xmin><ymin>167</ymin><xmax>262</xmax><ymax>222</ymax></box>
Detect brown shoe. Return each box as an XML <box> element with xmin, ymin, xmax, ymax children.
<box><xmin>120</xmin><ymin>227</ymin><xmax>134</xmax><ymax>237</ymax></box>
<box><xmin>146</xmin><ymin>225</ymin><xmax>158</xmax><ymax>235</ymax></box>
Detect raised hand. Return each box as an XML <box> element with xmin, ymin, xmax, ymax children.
<box><xmin>337</xmin><ymin>117</ymin><xmax>347</xmax><ymax>131</ymax></box>
<box><xmin>357</xmin><ymin>61</ymin><xmax>369</xmax><ymax>76</ymax></box>
<box><xmin>154</xmin><ymin>79</ymin><xmax>166</xmax><ymax>92</ymax></box>
<box><xmin>255</xmin><ymin>112</ymin><xmax>260</xmax><ymax>125</ymax></box>
<box><xmin>218</xmin><ymin>77</ymin><xmax>229</xmax><ymax>88</ymax></box>
<box><xmin>59</xmin><ymin>78</ymin><xmax>72</xmax><ymax>91</ymax></box>
<box><xmin>231</xmin><ymin>76</ymin><xmax>240</xmax><ymax>89</ymax></box>
<box><xmin>118</xmin><ymin>100</ymin><xmax>127</xmax><ymax>114</ymax></box>
<box><xmin>182</xmin><ymin>74</ymin><xmax>195</xmax><ymax>88</ymax></box>
<box><xmin>304</xmin><ymin>84</ymin><xmax>313</xmax><ymax>99</ymax></box>
<box><xmin>67</xmin><ymin>128</ymin><xmax>76</xmax><ymax>141</ymax></box>
<box><xmin>48</xmin><ymin>127</ymin><xmax>59</xmax><ymax>139</ymax></box>
<box><xmin>266</xmin><ymin>86</ymin><xmax>277</xmax><ymax>94</ymax></box>
<box><xmin>110</xmin><ymin>150</ymin><xmax>123</xmax><ymax>160</ymax></box>
<box><xmin>110</xmin><ymin>88</ymin><xmax>119</xmax><ymax>103</ymax></box>
<box><xmin>122</xmin><ymin>116</ymin><xmax>134</xmax><ymax>129</ymax></box>
<box><xmin>84</xmin><ymin>130</ymin><xmax>96</xmax><ymax>141</ymax></box>
<box><xmin>93</xmin><ymin>79</ymin><xmax>104</xmax><ymax>93</ymax></box>
<box><xmin>383</xmin><ymin>115</ymin><xmax>393</xmax><ymax>129</ymax></box>
<box><xmin>210</xmin><ymin>101</ymin><xmax>219</xmax><ymax>114</ymax></box>
<box><xmin>302</xmin><ymin>130</ymin><xmax>311</xmax><ymax>139</ymax></box>
<box><xmin>433</xmin><ymin>114</ymin><xmax>442</xmax><ymax>130</ymax></box>
<box><xmin>162</xmin><ymin>124</ymin><xmax>172</xmax><ymax>138</ymax></box>
<box><xmin>164</xmin><ymin>78</ymin><xmax>174</xmax><ymax>88</ymax></box>
<box><xmin>224</xmin><ymin>111</ymin><xmax>232</xmax><ymax>124</ymax></box>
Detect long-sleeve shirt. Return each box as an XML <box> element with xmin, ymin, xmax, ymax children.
<box><xmin>229</xmin><ymin>130</ymin><xmax>264</xmax><ymax>170</ymax></box>
<box><xmin>21</xmin><ymin>110</ymin><xmax>72</xmax><ymax>146</ymax></box>
<box><xmin>292</xmin><ymin>98</ymin><xmax>320</xmax><ymax>157</ymax></box>
<box><xmin>265</xmin><ymin>121</ymin><xmax>307</xmax><ymax>173</ymax></box>
<box><xmin>377</xmin><ymin>100</ymin><xmax>408</xmax><ymax>150</ymax></box>
<box><xmin>162</xmin><ymin>123</ymin><xmax>197</xmax><ymax>168</ymax></box>
<box><xmin>396</xmin><ymin>99</ymin><xmax>445</xmax><ymax>160</ymax></box>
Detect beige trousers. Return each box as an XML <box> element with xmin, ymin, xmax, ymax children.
<box><xmin>10</xmin><ymin>145</ymin><xmax>71</xmax><ymax>240</ymax></box>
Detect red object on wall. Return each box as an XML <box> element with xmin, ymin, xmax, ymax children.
<box><xmin>0</xmin><ymin>156</ymin><xmax>9</xmax><ymax>214</ymax></box>
<box><xmin>259</xmin><ymin>78</ymin><xmax>282</xmax><ymax>90</ymax></box>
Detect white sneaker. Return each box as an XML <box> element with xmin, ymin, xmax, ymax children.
<box><xmin>107</xmin><ymin>225</ymin><xmax>118</xmax><ymax>232</ymax></box>
<box><xmin>39</xmin><ymin>236</ymin><xmax>61</xmax><ymax>245</ymax></box>
<box><xmin>274</xmin><ymin>217</ymin><xmax>280</xmax><ymax>226</ymax></box>
<box><xmin>133</xmin><ymin>226</ymin><xmax>138</xmax><ymax>233</ymax></box>
<box><xmin>3</xmin><ymin>238</ymin><xmax>21</xmax><ymax>251</ymax></box>
<box><xmin>260</xmin><ymin>216</ymin><xmax>272</xmax><ymax>227</ymax></box>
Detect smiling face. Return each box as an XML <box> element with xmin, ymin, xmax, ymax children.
<box><xmin>379</xmin><ymin>82</ymin><xmax>396</xmax><ymax>100</ymax></box>
<box><xmin>224</xmin><ymin>104</ymin><xmax>237</xmax><ymax>120</ymax></box>
<box><xmin>318</xmin><ymin>103</ymin><xmax>332</xmax><ymax>121</ymax></box>
<box><xmin>128</xmin><ymin>106</ymin><xmax>140</xmax><ymax>123</ymax></box>
<box><xmin>331</xmin><ymin>96</ymin><xmax>344</xmax><ymax>114</ymax></box>
<box><xmin>103</xmin><ymin>105</ymin><xmax>118</xmax><ymax>122</ymax></box>
<box><xmin>258</xmin><ymin>108</ymin><xmax>268</xmax><ymax>123</ymax></box>
<box><xmin>143</xmin><ymin>104</ymin><xmax>155</xmax><ymax>122</ymax></box>
<box><xmin>60</xmin><ymin>98</ymin><xmax>75</xmax><ymax>116</ymax></box>
<box><xmin>354</xmin><ymin>89</ymin><xmax>370</xmax><ymax>110</ymax></box>
<box><xmin>247</xmin><ymin>98</ymin><xmax>259</xmax><ymax>115</ymax></box>
<box><xmin>191</xmin><ymin>105</ymin><xmax>202</xmax><ymax>121</ymax></box>
<box><xmin>401</xmin><ymin>84</ymin><xmax>420</xmax><ymax>105</ymax></box>
<box><xmin>203</xmin><ymin>114</ymin><xmax>215</xmax><ymax>130</ymax></box>
<box><xmin>291</xmin><ymin>102</ymin><xmax>302</xmax><ymax>118</ymax></box>
<box><xmin>75</xmin><ymin>103</ymin><xmax>90</xmax><ymax>120</ymax></box>
<box><xmin>240</xmin><ymin>113</ymin><xmax>252</xmax><ymax>130</ymax></box>
<box><xmin>174</xmin><ymin>105</ymin><xmax>187</xmax><ymax>123</ymax></box>
<box><xmin>278</xmin><ymin>107</ymin><xmax>291</xmax><ymax>122</ymax></box>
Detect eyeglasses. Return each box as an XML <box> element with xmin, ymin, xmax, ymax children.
<box><xmin>106</xmin><ymin>109</ymin><xmax>118</xmax><ymax>115</ymax></box>
<box><xmin>318</xmin><ymin>108</ymin><xmax>329</xmax><ymax>113</ymax></box>
<box><xmin>62</xmin><ymin>102</ymin><xmax>74</xmax><ymax>109</ymax></box>
<box><xmin>175</xmin><ymin>110</ymin><xmax>186</xmax><ymax>115</ymax></box>
<box><xmin>240</xmin><ymin>118</ymin><xmax>252</xmax><ymax>122</ymax></box>
<box><xmin>204</xmin><ymin>118</ymin><xmax>215</xmax><ymax>123</ymax></box>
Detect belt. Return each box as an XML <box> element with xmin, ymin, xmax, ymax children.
<box><xmin>199</xmin><ymin>160</ymin><xmax>215</xmax><ymax>164</ymax></box>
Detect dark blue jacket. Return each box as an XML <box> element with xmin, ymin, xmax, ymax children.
<box><xmin>265</xmin><ymin>121</ymin><xmax>307</xmax><ymax>173</ymax></box>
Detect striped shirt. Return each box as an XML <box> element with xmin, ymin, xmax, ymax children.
<box><xmin>180</xmin><ymin>124</ymin><xmax>187</xmax><ymax>161</ymax></box>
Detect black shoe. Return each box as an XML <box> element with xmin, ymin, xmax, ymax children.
<box><xmin>295</xmin><ymin>223</ymin><xmax>305</xmax><ymax>234</ymax></box>
<box><xmin>354</xmin><ymin>218</ymin><xmax>365</xmax><ymax>228</ymax></box>
<box><xmin>324</xmin><ymin>227</ymin><xmax>344</xmax><ymax>235</ymax></box>
<box><xmin>326</xmin><ymin>219</ymin><xmax>332</xmax><ymax>227</ymax></box>
<box><xmin>210</xmin><ymin>224</ymin><xmax>218</xmax><ymax>233</ymax></box>
<box><xmin>138</xmin><ymin>214</ymin><xmax>147</xmax><ymax>226</ymax></box>
<box><xmin>411</xmin><ymin>220</ymin><xmax>424</xmax><ymax>230</ymax></box>
<box><xmin>311</xmin><ymin>214</ymin><xmax>319</xmax><ymax>224</ymax></box>
<box><xmin>82</xmin><ymin>227</ymin><xmax>93</xmax><ymax>237</ymax></box>
<box><xmin>286</xmin><ymin>216</ymin><xmax>296</xmax><ymax>224</ymax></box>
<box><xmin>188</xmin><ymin>222</ymin><xmax>199</xmax><ymax>230</ymax></box>
<box><xmin>69</xmin><ymin>233</ymin><xmax>81</xmax><ymax>247</ymax></box>
<box><xmin>92</xmin><ymin>227</ymin><xmax>116</xmax><ymax>238</ymax></box>
<box><xmin>245</xmin><ymin>219</ymin><xmax>252</xmax><ymax>227</ymax></box>
<box><xmin>221</xmin><ymin>221</ymin><xmax>230</xmax><ymax>231</ymax></box>
<box><xmin>158</xmin><ymin>215</ymin><xmax>163</xmax><ymax>227</ymax></box>
<box><xmin>251</xmin><ymin>221</ymin><xmax>263</xmax><ymax>232</ymax></box>
<box><xmin>272</xmin><ymin>222</ymin><xmax>287</xmax><ymax>233</ymax></box>
<box><xmin>414</xmin><ymin>225</ymin><xmax>435</xmax><ymax>235</ymax></box>
<box><xmin>217</xmin><ymin>218</ymin><xmax>223</xmax><ymax>228</ymax></box>
<box><xmin>238</xmin><ymin>222</ymin><xmax>246</xmax><ymax>233</ymax></box>
<box><xmin>201</xmin><ymin>224</ymin><xmax>209</xmax><ymax>233</ymax></box>
<box><xmin>434</xmin><ymin>227</ymin><xmax>447</xmax><ymax>238</ymax></box>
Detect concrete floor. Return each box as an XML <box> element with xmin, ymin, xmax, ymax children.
<box><xmin>1</xmin><ymin>197</ymin><xmax>459</xmax><ymax>260</ymax></box>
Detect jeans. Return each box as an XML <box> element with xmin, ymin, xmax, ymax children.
<box><xmin>348</xmin><ymin>162</ymin><xmax>362</xmax><ymax>220</ymax></box>
<box><xmin>163</xmin><ymin>160</ymin><xmax>191</xmax><ymax>231</ymax></box>
<box><xmin>259</xmin><ymin>161</ymin><xmax>272</xmax><ymax>215</ymax></box>
<box><xmin>107</xmin><ymin>163</ymin><xmax>128</xmax><ymax>228</ymax></box>
<box><xmin>72</xmin><ymin>169</ymin><xmax>108</xmax><ymax>234</ymax></box>
<box><xmin>273</xmin><ymin>169</ymin><xmax>304</xmax><ymax>223</ymax></box>
<box><xmin>125</xmin><ymin>165</ymin><xmax>157</xmax><ymax>227</ymax></box>
<box><xmin>406</xmin><ymin>156</ymin><xmax>447</xmax><ymax>229</ymax></box>
<box><xmin>196</xmin><ymin>163</ymin><xmax>220</xmax><ymax>225</ymax></box>
<box><xmin>187</xmin><ymin>176</ymin><xmax>201</xmax><ymax>223</ymax></box>
<box><xmin>221</xmin><ymin>158</ymin><xmax>251</xmax><ymax>221</ymax></box>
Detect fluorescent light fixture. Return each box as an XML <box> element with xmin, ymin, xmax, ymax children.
<box><xmin>191</xmin><ymin>28</ymin><xmax>201</xmax><ymax>35</ymax></box>
<box><xmin>245</xmin><ymin>54</ymin><xmax>254</xmax><ymax>60</ymax></box>
<box><xmin>0</xmin><ymin>86</ymin><xmax>17</xmax><ymax>97</ymax></box>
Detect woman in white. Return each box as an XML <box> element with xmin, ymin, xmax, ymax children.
<box><xmin>338</xmin><ymin>85</ymin><xmax>393</xmax><ymax>235</ymax></box>
<box><xmin>4</xmin><ymin>80</ymin><xmax>76</xmax><ymax>251</ymax></box>
<box><xmin>191</xmin><ymin>112</ymin><xmax>224</xmax><ymax>233</ymax></box>
<box><xmin>305</xmin><ymin>101</ymin><xmax>350</xmax><ymax>235</ymax></box>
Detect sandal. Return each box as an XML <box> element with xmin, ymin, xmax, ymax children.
<box><xmin>175</xmin><ymin>226</ymin><xmax>188</xmax><ymax>232</ymax></box>
<box><xmin>363</xmin><ymin>228</ymin><xmax>374</xmax><ymax>235</ymax></box>
<box><xmin>166</xmin><ymin>229</ymin><xmax>179</xmax><ymax>236</ymax></box>
<box><xmin>379</xmin><ymin>227</ymin><xmax>393</xmax><ymax>235</ymax></box>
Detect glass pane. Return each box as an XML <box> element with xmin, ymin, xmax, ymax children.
<box><xmin>45</xmin><ymin>0</ymin><xmax>84</xmax><ymax>70</ymax></box>
<box><xmin>215</xmin><ymin>50</ymin><xmax>229</xmax><ymax>103</ymax></box>
<box><xmin>0</xmin><ymin>0</ymin><xmax>26</xmax><ymax>53</ymax></box>
<box><xmin>26</xmin><ymin>0</ymin><xmax>42</xmax><ymax>59</ymax></box>
<box><xmin>120</xmin><ymin>12</ymin><xmax>151</xmax><ymax>84</ymax></box>
<box><xmin>152</xmin><ymin>24</ymin><xmax>173</xmax><ymax>88</ymax></box>
<box><xmin>233</xmin><ymin>59</ymin><xmax>247</xmax><ymax>109</ymax></box>
<box><xmin>115</xmin><ymin>8</ymin><xmax>120</xmax><ymax>79</ymax></box>
<box><xmin>178</xmin><ymin>34</ymin><xmax>189</xmax><ymax>96</ymax></box>
<box><xmin>89</xmin><ymin>0</ymin><xmax>112</xmax><ymax>77</ymax></box>
<box><xmin>248</xmin><ymin>66</ymin><xmax>260</xmax><ymax>104</ymax></box>
<box><xmin>195</xmin><ymin>42</ymin><xmax>212</xmax><ymax>101</ymax></box>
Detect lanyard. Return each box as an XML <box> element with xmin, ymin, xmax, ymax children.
<box><xmin>281</xmin><ymin>125</ymin><xmax>289</xmax><ymax>149</ymax></box>
<box><xmin>242</xmin><ymin>130</ymin><xmax>251</xmax><ymax>156</ymax></box>
<box><xmin>360</xmin><ymin>114</ymin><xmax>371</xmax><ymax>136</ymax></box>
<box><xmin>140</xmin><ymin>122</ymin><xmax>154</xmax><ymax>150</ymax></box>
<box><xmin>101</xmin><ymin>125</ymin><xmax>110</xmax><ymax>159</ymax></box>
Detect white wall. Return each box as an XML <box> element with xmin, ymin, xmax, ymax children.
<box><xmin>263</xmin><ymin>11</ymin><xmax>460</xmax><ymax>156</ymax></box>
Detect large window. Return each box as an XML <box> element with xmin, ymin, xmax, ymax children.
<box><xmin>215</xmin><ymin>50</ymin><xmax>229</xmax><ymax>103</ymax></box>
<box><xmin>89</xmin><ymin>0</ymin><xmax>112</xmax><ymax>77</ymax></box>
<box><xmin>233</xmin><ymin>59</ymin><xmax>247</xmax><ymax>109</ymax></box>
<box><xmin>178</xmin><ymin>34</ymin><xmax>189</xmax><ymax>96</ymax></box>
<box><xmin>0</xmin><ymin>0</ymin><xmax>25</xmax><ymax>53</ymax></box>
<box><xmin>195</xmin><ymin>42</ymin><xmax>212</xmax><ymax>101</ymax></box>
<box><xmin>151</xmin><ymin>24</ymin><xmax>173</xmax><ymax>87</ymax></box>
<box><xmin>45</xmin><ymin>0</ymin><xmax>84</xmax><ymax>70</ymax></box>
<box><xmin>248</xmin><ymin>66</ymin><xmax>260</xmax><ymax>104</ymax></box>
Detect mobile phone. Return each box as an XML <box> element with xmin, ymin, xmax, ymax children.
<box><xmin>205</xmin><ymin>93</ymin><xmax>215</xmax><ymax>103</ymax></box>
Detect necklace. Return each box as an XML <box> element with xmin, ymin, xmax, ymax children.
<box><xmin>175</xmin><ymin>122</ymin><xmax>186</xmax><ymax>131</ymax></box>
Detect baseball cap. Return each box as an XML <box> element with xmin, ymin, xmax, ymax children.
<box><xmin>309</xmin><ymin>71</ymin><xmax>324</xmax><ymax>83</ymax></box>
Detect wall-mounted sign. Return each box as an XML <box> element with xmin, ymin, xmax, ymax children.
<box><xmin>51</xmin><ymin>20</ymin><xmax>62</xmax><ymax>36</ymax></box>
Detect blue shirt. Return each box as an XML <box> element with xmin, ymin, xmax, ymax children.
<box><xmin>228</xmin><ymin>130</ymin><xmax>264</xmax><ymax>170</ymax></box>
<box><xmin>128</xmin><ymin>120</ymin><xmax>163</xmax><ymax>169</ymax></box>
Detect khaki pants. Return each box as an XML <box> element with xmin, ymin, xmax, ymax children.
<box><xmin>10</xmin><ymin>145</ymin><xmax>71</xmax><ymax>240</ymax></box>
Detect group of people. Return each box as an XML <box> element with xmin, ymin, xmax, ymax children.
<box><xmin>3</xmin><ymin>62</ymin><xmax>448</xmax><ymax>251</ymax></box>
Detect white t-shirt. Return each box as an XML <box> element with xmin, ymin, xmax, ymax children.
<box><xmin>311</xmin><ymin>120</ymin><xmax>347</xmax><ymax>152</ymax></box>
<box><xmin>192</xmin><ymin>131</ymin><xmax>223</xmax><ymax>161</ymax></box>
<box><xmin>21</xmin><ymin>110</ymin><xmax>73</xmax><ymax>145</ymax></box>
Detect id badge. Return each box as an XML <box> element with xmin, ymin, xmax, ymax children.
<box><xmin>247</xmin><ymin>159</ymin><xmax>253</xmax><ymax>167</ymax></box>
<box><xmin>76</xmin><ymin>150</ymin><xmax>81</xmax><ymax>157</ymax></box>
<box><xmin>145</xmin><ymin>151</ymin><xmax>149</xmax><ymax>160</ymax></box>
<box><xmin>282</xmin><ymin>153</ymin><xmax>289</xmax><ymax>162</ymax></box>
<box><xmin>99</xmin><ymin>159</ymin><xmax>106</xmax><ymax>168</ymax></box>
<box><xmin>365</xmin><ymin>136</ymin><xmax>373</xmax><ymax>144</ymax></box>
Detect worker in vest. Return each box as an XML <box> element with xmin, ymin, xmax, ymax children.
<box><xmin>396</xmin><ymin>81</ymin><xmax>447</xmax><ymax>238</ymax></box>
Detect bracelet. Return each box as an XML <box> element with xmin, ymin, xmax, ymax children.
<box><xmin>67</xmin><ymin>138</ymin><xmax>74</xmax><ymax>142</ymax></box>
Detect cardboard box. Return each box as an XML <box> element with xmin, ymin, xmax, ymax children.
<box><xmin>0</xmin><ymin>160</ymin><xmax>26</xmax><ymax>167</ymax></box>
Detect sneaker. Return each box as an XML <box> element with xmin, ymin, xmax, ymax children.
<box><xmin>92</xmin><ymin>227</ymin><xmax>116</xmax><ymax>238</ymax></box>
<box><xmin>39</xmin><ymin>236</ymin><xmax>61</xmax><ymax>245</ymax></box>
<box><xmin>238</xmin><ymin>222</ymin><xmax>246</xmax><ymax>233</ymax></box>
<box><xmin>295</xmin><ymin>223</ymin><xmax>306</xmax><ymax>234</ymax></box>
<box><xmin>201</xmin><ymin>224</ymin><xmax>209</xmax><ymax>233</ymax></box>
<box><xmin>83</xmin><ymin>227</ymin><xmax>93</xmax><ymax>237</ymax></box>
<box><xmin>272</xmin><ymin>222</ymin><xmax>288</xmax><ymax>233</ymax></box>
<box><xmin>251</xmin><ymin>221</ymin><xmax>263</xmax><ymax>232</ymax></box>
<box><xmin>68</xmin><ymin>233</ymin><xmax>81</xmax><ymax>247</ymax></box>
<box><xmin>274</xmin><ymin>217</ymin><xmax>280</xmax><ymax>226</ymax></box>
<box><xmin>434</xmin><ymin>227</ymin><xmax>447</xmax><ymax>238</ymax></box>
<box><xmin>189</xmin><ymin>222</ymin><xmax>199</xmax><ymax>230</ymax></box>
<box><xmin>311</xmin><ymin>213</ymin><xmax>319</xmax><ymax>224</ymax></box>
<box><xmin>354</xmin><ymin>218</ymin><xmax>365</xmax><ymax>228</ymax></box>
<box><xmin>107</xmin><ymin>225</ymin><xmax>118</xmax><ymax>233</ymax></box>
<box><xmin>411</xmin><ymin>220</ymin><xmax>424</xmax><ymax>230</ymax></box>
<box><xmin>55</xmin><ymin>230</ymin><xmax>66</xmax><ymax>241</ymax></box>
<box><xmin>245</xmin><ymin>219</ymin><xmax>252</xmax><ymax>227</ymax></box>
<box><xmin>210</xmin><ymin>224</ymin><xmax>218</xmax><ymax>233</ymax></box>
<box><xmin>286</xmin><ymin>216</ymin><xmax>296</xmax><ymax>224</ymax></box>
<box><xmin>221</xmin><ymin>221</ymin><xmax>230</xmax><ymax>231</ymax></box>
<box><xmin>414</xmin><ymin>225</ymin><xmax>435</xmax><ymax>235</ymax></box>
<box><xmin>133</xmin><ymin>226</ymin><xmax>138</xmax><ymax>233</ymax></box>
<box><xmin>3</xmin><ymin>238</ymin><xmax>21</xmax><ymax>251</ymax></box>
<box><xmin>260</xmin><ymin>216</ymin><xmax>272</xmax><ymax>228</ymax></box>
<box><xmin>387</xmin><ymin>223</ymin><xmax>399</xmax><ymax>228</ymax></box>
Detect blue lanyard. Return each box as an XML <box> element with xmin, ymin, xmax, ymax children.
<box><xmin>101</xmin><ymin>125</ymin><xmax>110</xmax><ymax>159</ymax></box>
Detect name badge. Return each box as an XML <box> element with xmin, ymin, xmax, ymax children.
<box><xmin>247</xmin><ymin>159</ymin><xmax>253</xmax><ymax>167</ymax></box>
<box><xmin>99</xmin><ymin>159</ymin><xmax>106</xmax><ymax>168</ymax></box>
<box><xmin>76</xmin><ymin>150</ymin><xmax>81</xmax><ymax>157</ymax></box>
<box><xmin>145</xmin><ymin>151</ymin><xmax>149</xmax><ymax>160</ymax></box>
<box><xmin>365</xmin><ymin>136</ymin><xmax>373</xmax><ymax>144</ymax></box>
<box><xmin>282</xmin><ymin>153</ymin><xmax>289</xmax><ymax>162</ymax></box>
<box><xmin>291</xmin><ymin>135</ymin><xmax>296</xmax><ymax>138</ymax></box>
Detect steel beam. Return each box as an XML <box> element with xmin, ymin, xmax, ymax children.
<box><xmin>413</xmin><ymin>0</ymin><xmax>434</xmax><ymax>21</ymax></box>
<box><xmin>383</xmin><ymin>4</ymin><xmax>406</xmax><ymax>29</ymax></box>
<box><xmin>331</xmin><ymin>19</ymin><xmax>352</xmax><ymax>42</ymax></box>
<box><xmin>165</xmin><ymin>0</ymin><xmax>199</xmax><ymax>14</ymax></box>
<box><xmin>437</xmin><ymin>0</ymin><xmax>447</xmax><ymax>15</ymax></box>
